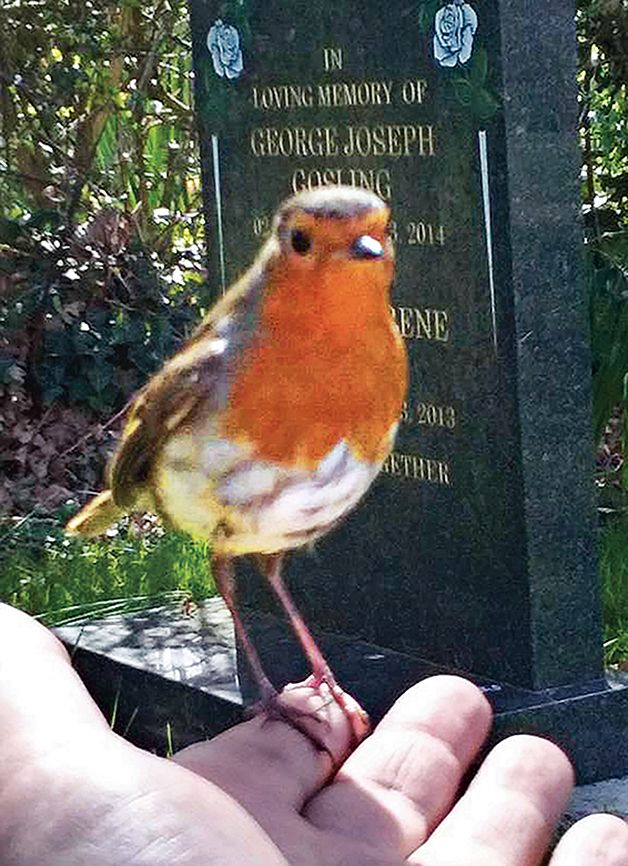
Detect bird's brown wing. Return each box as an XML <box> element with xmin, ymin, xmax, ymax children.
<box><xmin>108</xmin><ymin>365</ymin><xmax>208</xmax><ymax>509</ymax></box>
<box><xmin>109</xmin><ymin>264</ymin><xmax>267</xmax><ymax>509</ymax></box>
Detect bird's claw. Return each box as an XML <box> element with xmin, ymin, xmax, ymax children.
<box><xmin>252</xmin><ymin>676</ymin><xmax>370</xmax><ymax>768</ymax></box>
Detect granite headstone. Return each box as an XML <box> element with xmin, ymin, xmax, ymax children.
<box><xmin>189</xmin><ymin>0</ymin><xmax>602</xmax><ymax>683</ymax></box>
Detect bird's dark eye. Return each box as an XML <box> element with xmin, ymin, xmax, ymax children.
<box><xmin>291</xmin><ymin>229</ymin><xmax>311</xmax><ymax>255</ymax></box>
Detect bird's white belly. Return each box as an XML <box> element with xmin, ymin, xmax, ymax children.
<box><xmin>154</xmin><ymin>435</ymin><xmax>383</xmax><ymax>554</ymax></box>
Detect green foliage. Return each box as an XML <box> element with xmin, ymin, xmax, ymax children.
<box><xmin>587</xmin><ymin>231</ymin><xmax>628</xmax><ymax>447</ymax></box>
<box><xmin>577</xmin><ymin>0</ymin><xmax>628</xmax><ymax>229</ymax></box>
<box><xmin>450</xmin><ymin>48</ymin><xmax>499</xmax><ymax>123</ymax></box>
<box><xmin>0</xmin><ymin>0</ymin><xmax>210</xmax><ymax>517</ymax></box>
<box><xmin>0</xmin><ymin>203</ymin><xmax>207</xmax><ymax>516</ymax></box>
<box><xmin>577</xmin><ymin>1</ymin><xmax>628</xmax><ymax>503</ymax></box>
<box><xmin>599</xmin><ymin>514</ymin><xmax>628</xmax><ymax>666</ymax></box>
<box><xmin>0</xmin><ymin>0</ymin><xmax>202</xmax><ymax>246</ymax></box>
<box><xmin>1</xmin><ymin>211</ymin><xmax>201</xmax><ymax>414</ymax></box>
<box><xmin>0</xmin><ymin>513</ymin><xmax>214</xmax><ymax>626</ymax></box>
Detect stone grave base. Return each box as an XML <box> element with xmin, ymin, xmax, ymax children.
<box><xmin>55</xmin><ymin>600</ymin><xmax>628</xmax><ymax>785</ymax></box>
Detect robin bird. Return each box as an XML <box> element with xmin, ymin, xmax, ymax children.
<box><xmin>66</xmin><ymin>186</ymin><xmax>408</xmax><ymax>753</ymax></box>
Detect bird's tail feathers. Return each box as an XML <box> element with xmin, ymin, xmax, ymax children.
<box><xmin>65</xmin><ymin>490</ymin><xmax>125</xmax><ymax>537</ymax></box>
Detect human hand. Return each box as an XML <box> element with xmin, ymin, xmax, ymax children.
<box><xmin>0</xmin><ymin>603</ymin><xmax>625</xmax><ymax>866</ymax></box>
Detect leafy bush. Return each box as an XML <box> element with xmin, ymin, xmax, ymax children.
<box><xmin>578</xmin><ymin>0</ymin><xmax>628</xmax><ymax>229</ymax></box>
<box><xmin>578</xmin><ymin>1</ymin><xmax>628</xmax><ymax>501</ymax></box>
<box><xmin>0</xmin><ymin>0</ymin><xmax>209</xmax><ymax>517</ymax></box>
<box><xmin>587</xmin><ymin>232</ymin><xmax>628</xmax><ymax>447</ymax></box>
<box><xmin>0</xmin><ymin>208</ymin><xmax>205</xmax><ymax>515</ymax></box>
<box><xmin>1</xmin><ymin>210</ymin><xmax>201</xmax><ymax>411</ymax></box>
<box><xmin>0</xmin><ymin>0</ymin><xmax>200</xmax><ymax>238</ymax></box>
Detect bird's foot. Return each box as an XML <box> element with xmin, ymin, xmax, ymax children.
<box><xmin>308</xmin><ymin>672</ymin><xmax>371</xmax><ymax>747</ymax></box>
<box><xmin>254</xmin><ymin>676</ymin><xmax>370</xmax><ymax>767</ymax></box>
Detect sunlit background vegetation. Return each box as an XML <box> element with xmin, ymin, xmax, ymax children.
<box><xmin>0</xmin><ymin>0</ymin><xmax>627</xmax><ymax>665</ymax></box>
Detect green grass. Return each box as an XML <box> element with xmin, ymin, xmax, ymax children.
<box><xmin>0</xmin><ymin>509</ymin><xmax>626</xmax><ymax>668</ymax></box>
<box><xmin>0</xmin><ymin>513</ymin><xmax>215</xmax><ymax>627</ymax></box>
<box><xmin>599</xmin><ymin>515</ymin><xmax>628</xmax><ymax>667</ymax></box>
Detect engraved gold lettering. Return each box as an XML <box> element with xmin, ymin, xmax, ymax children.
<box><xmin>373</xmin><ymin>79</ymin><xmax>393</xmax><ymax>105</ymax></box>
<box><xmin>290</xmin><ymin>166</ymin><xmax>392</xmax><ymax>200</ymax></box>
<box><xmin>416</xmin><ymin>309</ymin><xmax>432</xmax><ymax>339</ymax></box>
<box><xmin>426</xmin><ymin>458</ymin><xmax>439</xmax><ymax>483</ymax></box>
<box><xmin>342</xmin><ymin>124</ymin><xmax>435</xmax><ymax>158</ymax></box>
<box><xmin>323</xmin><ymin>47</ymin><xmax>343</xmax><ymax>71</ymax></box>
<box><xmin>406</xmin><ymin>221</ymin><xmax>446</xmax><ymax>246</ymax></box>
<box><xmin>417</xmin><ymin>124</ymin><xmax>435</xmax><ymax>155</ymax></box>
<box><xmin>379</xmin><ymin>80</ymin><xmax>393</xmax><ymax>104</ymax></box>
<box><xmin>317</xmin><ymin>80</ymin><xmax>394</xmax><ymax>108</ymax></box>
<box><xmin>401</xmin><ymin>79</ymin><xmax>428</xmax><ymax>104</ymax></box>
<box><xmin>350</xmin><ymin>167</ymin><xmax>391</xmax><ymax>199</ymax></box>
<box><xmin>403</xmin><ymin>402</ymin><xmax>457</xmax><ymax>429</ymax></box>
<box><xmin>381</xmin><ymin>451</ymin><xmax>452</xmax><ymax>485</ymax></box>
<box><xmin>252</xmin><ymin>213</ymin><xmax>272</xmax><ymax>237</ymax></box>
<box><xmin>397</xmin><ymin>306</ymin><xmax>415</xmax><ymax>339</ymax></box>
<box><xmin>389</xmin><ymin>220</ymin><xmax>446</xmax><ymax>246</ymax></box>
<box><xmin>391</xmin><ymin>306</ymin><xmax>451</xmax><ymax>342</ymax></box>
<box><xmin>252</xmin><ymin>84</ymin><xmax>315</xmax><ymax>111</ymax></box>
<box><xmin>434</xmin><ymin>310</ymin><xmax>449</xmax><ymax>341</ymax></box>
<box><xmin>250</xmin><ymin>126</ymin><xmax>340</xmax><ymax>158</ymax></box>
<box><xmin>251</xmin><ymin>124</ymin><xmax>434</xmax><ymax>159</ymax></box>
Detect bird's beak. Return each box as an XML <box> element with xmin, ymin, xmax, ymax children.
<box><xmin>351</xmin><ymin>234</ymin><xmax>384</xmax><ymax>259</ymax></box>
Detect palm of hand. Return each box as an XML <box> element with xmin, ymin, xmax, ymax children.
<box><xmin>0</xmin><ymin>604</ymin><xmax>625</xmax><ymax>866</ymax></box>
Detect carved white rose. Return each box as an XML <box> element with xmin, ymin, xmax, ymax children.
<box><xmin>207</xmin><ymin>19</ymin><xmax>244</xmax><ymax>80</ymax></box>
<box><xmin>433</xmin><ymin>0</ymin><xmax>478</xmax><ymax>68</ymax></box>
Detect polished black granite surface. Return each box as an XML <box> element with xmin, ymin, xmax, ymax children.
<box><xmin>55</xmin><ymin>601</ymin><xmax>627</xmax><ymax>784</ymax></box>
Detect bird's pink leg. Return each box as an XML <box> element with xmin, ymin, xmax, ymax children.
<box><xmin>259</xmin><ymin>553</ymin><xmax>370</xmax><ymax>746</ymax></box>
<box><xmin>212</xmin><ymin>554</ymin><xmax>276</xmax><ymax>704</ymax></box>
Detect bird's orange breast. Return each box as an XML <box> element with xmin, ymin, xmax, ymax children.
<box><xmin>221</xmin><ymin>255</ymin><xmax>408</xmax><ymax>469</ymax></box>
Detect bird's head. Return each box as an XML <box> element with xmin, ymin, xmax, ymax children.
<box><xmin>263</xmin><ymin>186</ymin><xmax>395</xmax><ymax>329</ymax></box>
<box><xmin>274</xmin><ymin>186</ymin><xmax>393</xmax><ymax>267</ymax></box>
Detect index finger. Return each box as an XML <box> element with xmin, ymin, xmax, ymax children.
<box><xmin>173</xmin><ymin>678</ymin><xmax>360</xmax><ymax>813</ymax></box>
